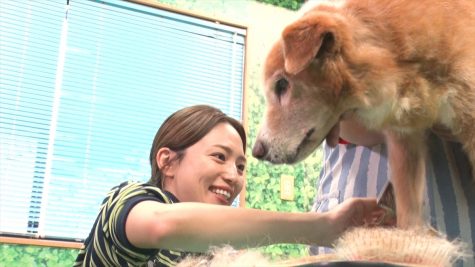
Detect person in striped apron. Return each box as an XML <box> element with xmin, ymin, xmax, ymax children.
<box><xmin>309</xmin><ymin>119</ymin><xmax>475</xmax><ymax>266</ymax></box>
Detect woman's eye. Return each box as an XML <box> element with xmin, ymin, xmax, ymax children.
<box><xmin>213</xmin><ymin>153</ymin><xmax>226</xmax><ymax>161</ymax></box>
<box><xmin>237</xmin><ymin>164</ymin><xmax>246</xmax><ymax>172</ymax></box>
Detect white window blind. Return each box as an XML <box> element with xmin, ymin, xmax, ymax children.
<box><xmin>0</xmin><ymin>0</ymin><xmax>246</xmax><ymax>241</ymax></box>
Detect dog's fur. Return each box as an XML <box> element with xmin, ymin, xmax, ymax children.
<box><xmin>252</xmin><ymin>0</ymin><xmax>475</xmax><ymax>228</ymax></box>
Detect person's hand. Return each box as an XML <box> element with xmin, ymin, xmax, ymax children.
<box><xmin>322</xmin><ymin>198</ymin><xmax>392</xmax><ymax>245</ymax></box>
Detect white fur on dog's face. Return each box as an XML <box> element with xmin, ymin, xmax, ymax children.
<box><xmin>254</xmin><ymin>41</ymin><xmax>349</xmax><ymax>164</ymax></box>
<box><xmin>257</xmin><ymin>79</ymin><xmax>339</xmax><ymax>163</ymax></box>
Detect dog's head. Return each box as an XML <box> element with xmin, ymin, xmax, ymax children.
<box><xmin>252</xmin><ymin>7</ymin><xmax>394</xmax><ymax>164</ymax></box>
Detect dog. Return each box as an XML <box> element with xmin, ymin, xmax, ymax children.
<box><xmin>252</xmin><ymin>0</ymin><xmax>475</xmax><ymax>228</ymax></box>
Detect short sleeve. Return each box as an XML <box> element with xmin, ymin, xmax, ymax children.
<box><xmin>106</xmin><ymin>182</ymin><xmax>171</xmax><ymax>261</ymax></box>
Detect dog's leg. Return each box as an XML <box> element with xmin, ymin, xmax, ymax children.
<box><xmin>462</xmin><ymin>137</ymin><xmax>475</xmax><ymax>183</ymax></box>
<box><xmin>385</xmin><ymin>131</ymin><xmax>427</xmax><ymax>228</ymax></box>
<box><xmin>452</xmin><ymin>107</ymin><xmax>475</xmax><ymax>182</ymax></box>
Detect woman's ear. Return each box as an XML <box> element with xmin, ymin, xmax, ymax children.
<box><xmin>156</xmin><ymin>147</ymin><xmax>177</xmax><ymax>177</ymax></box>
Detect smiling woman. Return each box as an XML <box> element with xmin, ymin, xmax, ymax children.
<box><xmin>150</xmin><ymin>111</ymin><xmax>246</xmax><ymax>206</ymax></box>
<box><xmin>73</xmin><ymin>105</ymin><xmax>388</xmax><ymax>267</ymax></box>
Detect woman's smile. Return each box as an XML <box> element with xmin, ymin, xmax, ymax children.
<box><xmin>210</xmin><ymin>186</ymin><xmax>233</xmax><ymax>205</ymax></box>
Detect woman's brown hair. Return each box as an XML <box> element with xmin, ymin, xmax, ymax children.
<box><xmin>148</xmin><ymin>105</ymin><xmax>246</xmax><ymax>188</ymax></box>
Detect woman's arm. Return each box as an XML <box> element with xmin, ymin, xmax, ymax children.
<box><xmin>125</xmin><ymin>198</ymin><xmax>382</xmax><ymax>252</ymax></box>
<box><xmin>339</xmin><ymin>118</ymin><xmax>385</xmax><ymax>147</ymax></box>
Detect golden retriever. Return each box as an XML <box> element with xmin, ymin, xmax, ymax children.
<box><xmin>252</xmin><ymin>0</ymin><xmax>475</xmax><ymax>228</ymax></box>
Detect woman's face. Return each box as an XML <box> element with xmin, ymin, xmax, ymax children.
<box><xmin>164</xmin><ymin>122</ymin><xmax>246</xmax><ymax>205</ymax></box>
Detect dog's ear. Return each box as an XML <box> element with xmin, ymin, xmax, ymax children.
<box><xmin>282</xmin><ymin>16</ymin><xmax>337</xmax><ymax>74</ymax></box>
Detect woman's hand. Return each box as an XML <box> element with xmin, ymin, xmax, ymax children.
<box><xmin>321</xmin><ymin>198</ymin><xmax>391</xmax><ymax>246</ymax></box>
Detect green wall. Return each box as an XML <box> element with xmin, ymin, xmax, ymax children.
<box><xmin>0</xmin><ymin>0</ymin><xmax>323</xmax><ymax>264</ymax></box>
<box><xmin>0</xmin><ymin>244</ymin><xmax>78</xmax><ymax>266</ymax></box>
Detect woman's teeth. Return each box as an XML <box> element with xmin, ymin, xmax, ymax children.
<box><xmin>212</xmin><ymin>188</ymin><xmax>231</xmax><ymax>199</ymax></box>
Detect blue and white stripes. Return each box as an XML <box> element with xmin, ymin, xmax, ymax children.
<box><xmin>310</xmin><ymin>133</ymin><xmax>474</xmax><ymax>266</ymax></box>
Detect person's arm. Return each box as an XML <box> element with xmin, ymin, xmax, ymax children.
<box><xmin>340</xmin><ymin>118</ymin><xmax>459</xmax><ymax>146</ymax></box>
<box><xmin>339</xmin><ymin>118</ymin><xmax>385</xmax><ymax>147</ymax></box>
<box><xmin>125</xmin><ymin>198</ymin><xmax>382</xmax><ymax>252</ymax></box>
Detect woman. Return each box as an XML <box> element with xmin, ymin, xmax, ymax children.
<box><xmin>75</xmin><ymin>105</ymin><xmax>384</xmax><ymax>267</ymax></box>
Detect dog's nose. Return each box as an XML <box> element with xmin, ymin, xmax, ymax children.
<box><xmin>252</xmin><ymin>140</ymin><xmax>268</xmax><ymax>159</ymax></box>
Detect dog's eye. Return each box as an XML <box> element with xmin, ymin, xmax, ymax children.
<box><xmin>275</xmin><ymin>78</ymin><xmax>289</xmax><ymax>100</ymax></box>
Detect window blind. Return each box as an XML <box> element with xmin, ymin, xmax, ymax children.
<box><xmin>0</xmin><ymin>0</ymin><xmax>246</xmax><ymax>241</ymax></box>
<box><xmin>0</xmin><ymin>0</ymin><xmax>66</xmax><ymax>237</ymax></box>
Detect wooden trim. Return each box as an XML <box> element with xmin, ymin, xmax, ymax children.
<box><xmin>126</xmin><ymin>0</ymin><xmax>247</xmax><ymax>30</ymax></box>
<box><xmin>0</xmin><ymin>236</ymin><xmax>82</xmax><ymax>249</ymax></box>
<box><xmin>240</xmin><ymin>31</ymin><xmax>250</xmax><ymax>209</ymax></box>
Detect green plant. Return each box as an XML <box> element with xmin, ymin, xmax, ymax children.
<box><xmin>0</xmin><ymin>244</ymin><xmax>78</xmax><ymax>266</ymax></box>
<box><xmin>245</xmin><ymin>65</ymin><xmax>322</xmax><ymax>259</ymax></box>
<box><xmin>255</xmin><ymin>0</ymin><xmax>305</xmax><ymax>10</ymax></box>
